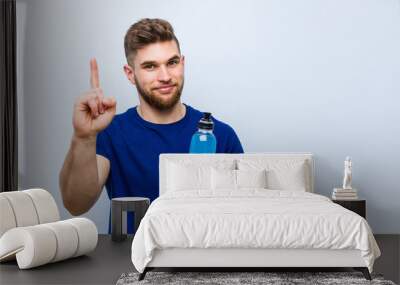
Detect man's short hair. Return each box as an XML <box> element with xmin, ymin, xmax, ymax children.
<box><xmin>124</xmin><ymin>18</ymin><xmax>181</xmax><ymax>66</ymax></box>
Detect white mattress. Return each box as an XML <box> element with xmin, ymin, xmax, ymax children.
<box><xmin>131</xmin><ymin>190</ymin><xmax>380</xmax><ymax>273</ymax></box>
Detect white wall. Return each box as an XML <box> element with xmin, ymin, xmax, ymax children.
<box><xmin>16</xmin><ymin>0</ymin><xmax>400</xmax><ymax>234</ymax></box>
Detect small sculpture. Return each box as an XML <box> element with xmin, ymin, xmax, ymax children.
<box><xmin>342</xmin><ymin>156</ymin><xmax>352</xmax><ymax>190</ymax></box>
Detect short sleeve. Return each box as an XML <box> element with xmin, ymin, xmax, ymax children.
<box><xmin>226</xmin><ymin>126</ymin><xmax>244</xmax><ymax>153</ymax></box>
<box><xmin>96</xmin><ymin>129</ymin><xmax>113</xmax><ymax>161</ymax></box>
<box><xmin>96</xmin><ymin>129</ymin><xmax>114</xmax><ymax>206</ymax></box>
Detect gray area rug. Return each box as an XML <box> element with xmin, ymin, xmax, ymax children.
<box><xmin>116</xmin><ymin>271</ymin><xmax>396</xmax><ymax>285</ymax></box>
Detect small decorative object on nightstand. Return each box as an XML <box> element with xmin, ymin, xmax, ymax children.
<box><xmin>332</xmin><ymin>156</ymin><xmax>359</xmax><ymax>200</ymax></box>
<box><xmin>342</xmin><ymin>156</ymin><xmax>353</xmax><ymax>190</ymax></box>
<box><xmin>111</xmin><ymin>197</ymin><xmax>150</xmax><ymax>242</ymax></box>
<box><xmin>332</xmin><ymin>199</ymin><xmax>366</xmax><ymax>219</ymax></box>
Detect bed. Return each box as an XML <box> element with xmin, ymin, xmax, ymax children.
<box><xmin>131</xmin><ymin>153</ymin><xmax>381</xmax><ymax>280</ymax></box>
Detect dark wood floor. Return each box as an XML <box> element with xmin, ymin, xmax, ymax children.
<box><xmin>374</xmin><ymin>234</ymin><xmax>400</xmax><ymax>284</ymax></box>
<box><xmin>0</xmin><ymin>234</ymin><xmax>398</xmax><ymax>284</ymax></box>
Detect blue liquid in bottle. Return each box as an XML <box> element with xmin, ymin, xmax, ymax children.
<box><xmin>189</xmin><ymin>112</ymin><xmax>217</xmax><ymax>153</ymax></box>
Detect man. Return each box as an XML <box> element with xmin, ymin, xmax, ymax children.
<box><xmin>59</xmin><ymin>18</ymin><xmax>243</xmax><ymax>233</ymax></box>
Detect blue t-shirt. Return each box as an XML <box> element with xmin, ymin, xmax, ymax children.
<box><xmin>96</xmin><ymin>103</ymin><xmax>244</xmax><ymax>233</ymax></box>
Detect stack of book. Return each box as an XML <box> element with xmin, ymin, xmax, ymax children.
<box><xmin>332</xmin><ymin>188</ymin><xmax>358</xmax><ymax>200</ymax></box>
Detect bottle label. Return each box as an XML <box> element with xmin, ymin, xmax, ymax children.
<box><xmin>199</xmin><ymin>134</ymin><xmax>207</xmax><ymax>142</ymax></box>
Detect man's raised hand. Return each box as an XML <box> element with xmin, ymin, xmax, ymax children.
<box><xmin>72</xmin><ymin>58</ymin><xmax>117</xmax><ymax>139</ymax></box>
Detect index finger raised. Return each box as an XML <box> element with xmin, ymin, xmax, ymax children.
<box><xmin>90</xmin><ymin>58</ymin><xmax>100</xmax><ymax>88</ymax></box>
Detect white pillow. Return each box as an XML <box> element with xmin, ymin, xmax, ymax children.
<box><xmin>167</xmin><ymin>163</ymin><xmax>210</xmax><ymax>191</ymax></box>
<box><xmin>166</xmin><ymin>160</ymin><xmax>236</xmax><ymax>192</ymax></box>
<box><xmin>211</xmin><ymin>168</ymin><xmax>268</xmax><ymax>190</ymax></box>
<box><xmin>237</xmin><ymin>169</ymin><xmax>268</xmax><ymax>189</ymax></box>
<box><xmin>211</xmin><ymin>168</ymin><xmax>236</xmax><ymax>190</ymax></box>
<box><xmin>237</xmin><ymin>159</ymin><xmax>308</xmax><ymax>191</ymax></box>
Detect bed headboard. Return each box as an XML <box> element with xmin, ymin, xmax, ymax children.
<box><xmin>159</xmin><ymin>153</ymin><xmax>314</xmax><ymax>195</ymax></box>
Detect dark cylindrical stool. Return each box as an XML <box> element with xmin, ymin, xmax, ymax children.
<box><xmin>111</xmin><ymin>197</ymin><xmax>150</xmax><ymax>242</ymax></box>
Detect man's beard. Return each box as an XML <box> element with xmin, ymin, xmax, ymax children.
<box><xmin>134</xmin><ymin>77</ymin><xmax>184</xmax><ymax>111</ymax></box>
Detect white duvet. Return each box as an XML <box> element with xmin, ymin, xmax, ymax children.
<box><xmin>131</xmin><ymin>190</ymin><xmax>380</xmax><ymax>273</ymax></box>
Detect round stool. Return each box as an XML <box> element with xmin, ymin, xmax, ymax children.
<box><xmin>111</xmin><ymin>197</ymin><xmax>150</xmax><ymax>242</ymax></box>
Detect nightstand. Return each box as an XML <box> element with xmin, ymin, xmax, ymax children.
<box><xmin>111</xmin><ymin>197</ymin><xmax>150</xmax><ymax>242</ymax></box>
<box><xmin>332</xmin><ymin>199</ymin><xmax>366</xmax><ymax>219</ymax></box>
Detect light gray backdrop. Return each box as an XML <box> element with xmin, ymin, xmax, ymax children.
<box><xmin>16</xmin><ymin>0</ymin><xmax>400</xmax><ymax>234</ymax></box>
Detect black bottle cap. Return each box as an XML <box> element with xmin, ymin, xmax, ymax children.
<box><xmin>198</xmin><ymin>112</ymin><xmax>214</xmax><ymax>130</ymax></box>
